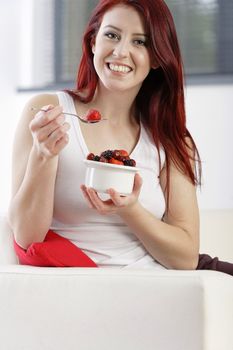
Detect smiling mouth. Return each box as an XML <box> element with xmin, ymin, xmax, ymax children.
<box><xmin>107</xmin><ymin>63</ymin><xmax>132</xmax><ymax>74</ymax></box>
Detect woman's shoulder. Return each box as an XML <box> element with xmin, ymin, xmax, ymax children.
<box><xmin>18</xmin><ymin>93</ymin><xmax>60</xmax><ymax>127</ymax></box>
<box><xmin>23</xmin><ymin>93</ymin><xmax>60</xmax><ymax>112</ymax></box>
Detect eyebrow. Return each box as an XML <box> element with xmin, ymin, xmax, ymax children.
<box><xmin>103</xmin><ymin>25</ymin><xmax>148</xmax><ymax>37</ymax></box>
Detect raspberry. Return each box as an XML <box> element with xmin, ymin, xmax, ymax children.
<box><xmin>87</xmin><ymin>153</ymin><xmax>95</xmax><ymax>160</ymax></box>
<box><xmin>119</xmin><ymin>150</ymin><xmax>129</xmax><ymax>157</ymax></box>
<box><xmin>100</xmin><ymin>150</ymin><xmax>113</xmax><ymax>159</ymax></box>
<box><xmin>113</xmin><ymin>150</ymin><xmax>121</xmax><ymax>160</ymax></box>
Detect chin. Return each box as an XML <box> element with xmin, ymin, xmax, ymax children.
<box><xmin>101</xmin><ymin>80</ymin><xmax>142</xmax><ymax>95</ymax></box>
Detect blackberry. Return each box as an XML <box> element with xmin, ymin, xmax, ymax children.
<box><xmin>100</xmin><ymin>150</ymin><xmax>113</xmax><ymax>159</ymax></box>
<box><xmin>123</xmin><ymin>159</ymin><xmax>136</xmax><ymax>167</ymax></box>
<box><xmin>93</xmin><ymin>155</ymin><xmax>100</xmax><ymax>161</ymax></box>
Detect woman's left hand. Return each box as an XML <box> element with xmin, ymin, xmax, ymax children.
<box><xmin>80</xmin><ymin>173</ymin><xmax>143</xmax><ymax>215</ymax></box>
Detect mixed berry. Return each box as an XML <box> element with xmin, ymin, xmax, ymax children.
<box><xmin>87</xmin><ymin>149</ymin><xmax>136</xmax><ymax>167</ymax></box>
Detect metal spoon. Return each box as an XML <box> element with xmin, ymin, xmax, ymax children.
<box><xmin>30</xmin><ymin>107</ymin><xmax>107</xmax><ymax>124</ymax></box>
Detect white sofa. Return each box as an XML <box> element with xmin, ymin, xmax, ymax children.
<box><xmin>0</xmin><ymin>211</ymin><xmax>233</xmax><ymax>350</ymax></box>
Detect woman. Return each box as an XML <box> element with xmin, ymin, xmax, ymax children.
<box><xmin>8</xmin><ymin>0</ymin><xmax>232</xmax><ymax>274</ymax></box>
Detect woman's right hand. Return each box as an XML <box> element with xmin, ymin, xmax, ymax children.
<box><xmin>29</xmin><ymin>104</ymin><xmax>70</xmax><ymax>159</ymax></box>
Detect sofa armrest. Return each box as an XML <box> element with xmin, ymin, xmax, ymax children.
<box><xmin>0</xmin><ymin>266</ymin><xmax>232</xmax><ymax>350</ymax></box>
<box><xmin>0</xmin><ymin>214</ymin><xmax>18</xmax><ymax>265</ymax></box>
<box><xmin>1</xmin><ymin>213</ymin><xmax>233</xmax><ymax>349</ymax></box>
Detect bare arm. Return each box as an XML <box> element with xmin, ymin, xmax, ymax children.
<box><xmin>119</xmin><ymin>163</ymin><xmax>200</xmax><ymax>270</ymax></box>
<box><xmin>7</xmin><ymin>94</ymin><xmax>70</xmax><ymax>249</ymax></box>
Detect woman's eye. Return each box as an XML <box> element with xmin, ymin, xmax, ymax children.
<box><xmin>104</xmin><ymin>32</ymin><xmax>119</xmax><ymax>40</ymax></box>
<box><xmin>134</xmin><ymin>39</ymin><xmax>147</xmax><ymax>46</ymax></box>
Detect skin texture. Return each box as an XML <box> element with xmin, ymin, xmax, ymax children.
<box><xmin>8</xmin><ymin>5</ymin><xmax>199</xmax><ymax>269</ymax></box>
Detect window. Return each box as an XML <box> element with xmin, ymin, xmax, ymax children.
<box><xmin>18</xmin><ymin>0</ymin><xmax>99</xmax><ymax>90</ymax></box>
<box><xmin>167</xmin><ymin>0</ymin><xmax>233</xmax><ymax>82</ymax></box>
<box><xmin>18</xmin><ymin>0</ymin><xmax>233</xmax><ymax>91</ymax></box>
<box><xmin>53</xmin><ymin>0</ymin><xmax>99</xmax><ymax>85</ymax></box>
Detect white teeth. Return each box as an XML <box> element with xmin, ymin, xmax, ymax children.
<box><xmin>109</xmin><ymin>63</ymin><xmax>131</xmax><ymax>73</ymax></box>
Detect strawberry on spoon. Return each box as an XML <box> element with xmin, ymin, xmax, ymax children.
<box><xmin>30</xmin><ymin>107</ymin><xmax>107</xmax><ymax>124</ymax></box>
<box><xmin>85</xmin><ymin>109</ymin><xmax>103</xmax><ymax>123</ymax></box>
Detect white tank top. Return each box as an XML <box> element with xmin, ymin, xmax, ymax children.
<box><xmin>50</xmin><ymin>91</ymin><xmax>166</xmax><ymax>269</ymax></box>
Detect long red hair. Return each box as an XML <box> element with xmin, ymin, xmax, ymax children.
<box><xmin>66</xmin><ymin>0</ymin><xmax>201</xmax><ymax>200</ymax></box>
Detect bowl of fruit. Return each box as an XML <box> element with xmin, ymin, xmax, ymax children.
<box><xmin>84</xmin><ymin>149</ymin><xmax>139</xmax><ymax>195</ymax></box>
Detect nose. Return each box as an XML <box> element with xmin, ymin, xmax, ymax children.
<box><xmin>113</xmin><ymin>39</ymin><xmax>130</xmax><ymax>58</ymax></box>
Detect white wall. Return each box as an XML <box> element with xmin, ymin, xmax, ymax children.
<box><xmin>0</xmin><ymin>1</ymin><xmax>233</xmax><ymax>214</ymax></box>
<box><xmin>186</xmin><ymin>84</ymin><xmax>233</xmax><ymax>210</ymax></box>
<box><xmin>0</xmin><ymin>0</ymin><xmax>23</xmax><ymax>214</ymax></box>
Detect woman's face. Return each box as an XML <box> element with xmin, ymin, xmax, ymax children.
<box><xmin>92</xmin><ymin>4</ymin><xmax>151</xmax><ymax>94</ymax></box>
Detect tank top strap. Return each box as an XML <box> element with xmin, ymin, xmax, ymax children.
<box><xmin>56</xmin><ymin>91</ymin><xmax>77</xmax><ymax>114</ymax></box>
<box><xmin>56</xmin><ymin>91</ymin><xmax>89</xmax><ymax>156</ymax></box>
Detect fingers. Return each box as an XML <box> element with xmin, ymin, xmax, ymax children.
<box><xmin>44</xmin><ymin>122</ymin><xmax>70</xmax><ymax>144</ymax></box>
<box><xmin>80</xmin><ymin>174</ymin><xmax>143</xmax><ymax>215</ymax></box>
<box><xmin>132</xmin><ymin>173</ymin><xmax>143</xmax><ymax>196</ymax></box>
<box><xmin>87</xmin><ymin>187</ymin><xmax>114</xmax><ymax>214</ymax></box>
<box><xmin>106</xmin><ymin>173</ymin><xmax>142</xmax><ymax>208</ymax></box>
<box><xmin>29</xmin><ymin>104</ymin><xmax>70</xmax><ymax>157</ymax></box>
<box><xmin>80</xmin><ymin>185</ymin><xmax>95</xmax><ymax>209</ymax></box>
<box><xmin>80</xmin><ymin>185</ymin><xmax>115</xmax><ymax>214</ymax></box>
<box><xmin>109</xmin><ymin>172</ymin><xmax>142</xmax><ymax>200</ymax></box>
<box><xmin>30</xmin><ymin>105</ymin><xmax>63</xmax><ymax>130</ymax></box>
<box><xmin>47</xmin><ymin>129</ymin><xmax>70</xmax><ymax>155</ymax></box>
<box><xmin>107</xmin><ymin>188</ymin><xmax>124</xmax><ymax>206</ymax></box>
<box><xmin>43</xmin><ymin>124</ymin><xmax>70</xmax><ymax>156</ymax></box>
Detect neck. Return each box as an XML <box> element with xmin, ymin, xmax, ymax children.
<box><xmin>88</xmin><ymin>84</ymin><xmax>140</xmax><ymax>126</ymax></box>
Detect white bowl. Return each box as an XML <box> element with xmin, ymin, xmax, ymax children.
<box><xmin>84</xmin><ymin>159</ymin><xmax>140</xmax><ymax>195</ymax></box>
